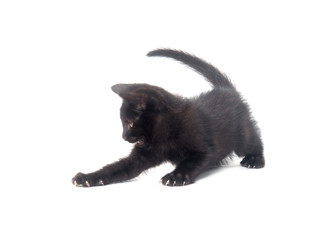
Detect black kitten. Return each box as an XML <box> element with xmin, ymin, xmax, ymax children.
<box><xmin>72</xmin><ymin>49</ymin><xmax>264</xmax><ymax>187</ymax></box>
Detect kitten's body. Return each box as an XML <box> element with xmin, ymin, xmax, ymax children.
<box><xmin>72</xmin><ymin>49</ymin><xmax>264</xmax><ymax>187</ymax></box>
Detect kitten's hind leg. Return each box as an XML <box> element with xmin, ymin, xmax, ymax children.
<box><xmin>239</xmin><ymin>134</ymin><xmax>265</xmax><ymax>169</ymax></box>
<box><xmin>236</xmin><ymin>119</ymin><xmax>265</xmax><ymax>169</ymax></box>
<box><xmin>238</xmin><ymin>133</ymin><xmax>265</xmax><ymax>168</ymax></box>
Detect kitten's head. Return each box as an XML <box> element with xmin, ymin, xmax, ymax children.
<box><xmin>112</xmin><ymin>84</ymin><xmax>169</xmax><ymax>146</ymax></box>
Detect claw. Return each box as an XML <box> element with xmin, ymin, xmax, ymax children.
<box><xmin>166</xmin><ymin>180</ymin><xmax>170</xmax><ymax>186</ymax></box>
<box><xmin>173</xmin><ymin>181</ymin><xmax>176</xmax><ymax>186</ymax></box>
<box><xmin>74</xmin><ymin>180</ymin><xmax>77</xmax><ymax>186</ymax></box>
<box><xmin>98</xmin><ymin>180</ymin><xmax>104</xmax><ymax>186</ymax></box>
<box><xmin>183</xmin><ymin>181</ymin><xmax>186</xmax><ymax>186</ymax></box>
<box><xmin>85</xmin><ymin>181</ymin><xmax>91</xmax><ymax>187</ymax></box>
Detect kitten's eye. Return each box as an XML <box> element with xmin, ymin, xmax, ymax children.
<box><xmin>129</xmin><ymin>122</ymin><xmax>134</xmax><ymax>128</ymax></box>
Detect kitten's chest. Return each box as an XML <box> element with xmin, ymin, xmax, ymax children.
<box><xmin>153</xmin><ymin>141</ymin><xmax>188</xmax><ymax>163</ymax></box>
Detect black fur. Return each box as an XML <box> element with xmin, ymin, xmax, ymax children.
<box><xmin>72</xmin><ymin>49</ymin><xmax>265</xmax><ymax>187</ymax></box>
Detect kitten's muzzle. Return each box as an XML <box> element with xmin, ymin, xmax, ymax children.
<box><xmin>122</xmin><ymin>133</ymin><xmax>137</xmax><ymax>143</ymax></box>
<box><xmin>126</xmin><ymin>136</ymin><xmax>138</xmax><ymax>143</ymax></box>
<box><xmin>123</xmin><ymin>136</ymin><xmax>145</xmax><ymax>145</ymax></box>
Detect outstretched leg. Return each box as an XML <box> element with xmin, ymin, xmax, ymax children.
<box><xmin>72</xmin><ymin>147</ymin><xmax>162</xmax><ymax>187</ymax></box>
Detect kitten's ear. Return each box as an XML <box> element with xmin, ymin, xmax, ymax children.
<box><xmin>111</xmin><ymin>84</ymin><xmax>131</xmax><ymax>95</ymax></box>
<box><xmin>112</xmin><ymin>84</ymin><xmax>147</xmax><ymax>112</ymax></box>
<box><xmin>111</xmin><ymin>84</ymin><xmax>166</xmax><ymax>112</ymax></box>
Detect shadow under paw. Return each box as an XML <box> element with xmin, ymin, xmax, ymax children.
<box><xmin>160</xmin><ymin>172</ymin><xmax>191</xmax><ymax>187</ymax></box>
<box><xmin>240</xmin><ymin>155</ymin><xmax>265</xmax><ymax>169</ymax></box>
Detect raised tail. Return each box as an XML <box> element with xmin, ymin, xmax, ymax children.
<box><xmin>147</xmin><ymin>49</ymin><xmax>233</xmax><ymax>88</ymax></box>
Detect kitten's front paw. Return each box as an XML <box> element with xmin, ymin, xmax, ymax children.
<box><xmin>72</xmin><ymin>172</ymin><xmax>105</xmax><ymax>187</ymax></box>
<box><xmin>72</xmin><ymin>172</ymin><xmax>92</xmax><ymax>187</ymax></box>
<box><xmin>160</xmin><ymin>172</ymin><xmax>191</xmax><ymax>187</ymax></box>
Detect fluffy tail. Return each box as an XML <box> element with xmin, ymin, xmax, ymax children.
<box><xmin>147</xmin><ymin>49</ymin><xmax>233</xmax><ymax>88</ymax></box>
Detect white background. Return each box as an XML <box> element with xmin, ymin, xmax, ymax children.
<box><xmin>1</xmin><ymin>1</ymin><xmax>317</xmax><ymax>239</ymax></box>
